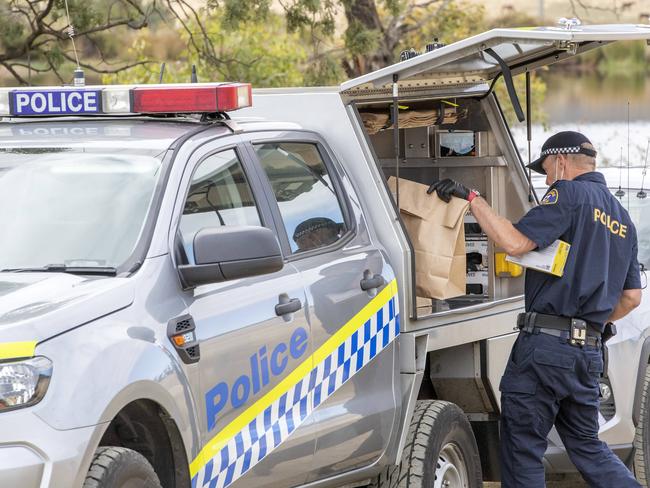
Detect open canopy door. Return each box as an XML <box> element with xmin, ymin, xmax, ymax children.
<box><xmin>340</xmin><ymin>23</ymin><xmax>650</xmax><ymax>107</ymax></box>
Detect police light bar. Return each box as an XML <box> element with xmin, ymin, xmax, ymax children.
<box><xmin>0</xmin><ymin>83</ymin><xmax>252</xmax><ymax>117</ymax></box>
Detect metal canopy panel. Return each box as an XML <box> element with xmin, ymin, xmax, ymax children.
<box><xmin>340</xmin><ymin>24</ymin><xmax>650</xmax><ymax>99</ymax></box>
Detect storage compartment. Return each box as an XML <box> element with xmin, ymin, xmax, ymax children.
<box><xmin>357</xmin><ymin>96</ymin><xmax>528</xmax><ymax>318</ymax></box>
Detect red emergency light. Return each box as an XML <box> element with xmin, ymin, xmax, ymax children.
<box><xmin>132</xmin><ymin>83</ymin><xmax>252</xmax><ymax>114</ymax></box>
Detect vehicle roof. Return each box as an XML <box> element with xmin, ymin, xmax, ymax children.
<box><xmin>0</xmin><ymin>118</ymin><xmax>303</xmax><ymax>150</ymax></box>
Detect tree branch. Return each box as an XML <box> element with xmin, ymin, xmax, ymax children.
<box><xmin>0</xmin><ymin>61</ymin><xmax>29</xmax><ymax>85</ymax></box>
<box><xmin>61</xmin><ymin>51</ymin><xmax>153</xmax><ymax>73</ymax></box>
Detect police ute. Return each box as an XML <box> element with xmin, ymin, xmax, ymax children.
<box><xmin>1</xmin><ymin>23</ymin><xmax>650</xmax><ymax>488</ymax></box>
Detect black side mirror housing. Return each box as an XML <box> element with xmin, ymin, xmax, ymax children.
<box><xmin>178</xmin><ymin>226</ymin><xmax>283</xmax><ymax>288</ymax></box>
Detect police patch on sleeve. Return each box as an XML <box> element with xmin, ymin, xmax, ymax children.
<box><xmin>542</xmin><ymin>188</ymin><xmax>559</xmax><ymax>205</ymax></box>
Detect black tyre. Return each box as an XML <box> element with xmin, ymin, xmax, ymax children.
<box><xmin>372</xmin><ymin>400</ymin><xmax>482</xmax><ymax>488</ymax></box>
<box><xmin>83</xmin><ymin>446</ymin><xmax>162</xmax><ymax>488</ymax></box>
<box><xmin>635</xmin><ymin>364</ymin><xmax>650</xmax><ymax>486</ymax></box>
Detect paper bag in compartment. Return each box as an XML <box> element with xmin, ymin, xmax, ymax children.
<box><xmin>387</xmin><ymin>177</ymin><xmax>469</xmax><ymax>299</ymax></box>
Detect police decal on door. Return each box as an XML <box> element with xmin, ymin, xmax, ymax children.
<box><xmin>191</xmin><ymin>280</ymin><xmax>400</xmax><ymax>488</ymax></box>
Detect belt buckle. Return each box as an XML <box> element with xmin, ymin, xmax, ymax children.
<box><xmin>570</xmin><ymin>318</ymin><xmax>587</xmax><ymax>347</ymax></box>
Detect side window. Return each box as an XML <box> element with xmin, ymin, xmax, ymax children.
<box><xmin>253</xmin><ymin>142</ymin><xmax>348</xmax><ymax>254</ymax></box>
<box><xmin>179</xmin><ymin>149</ymin><xmax>260</xmax><ymax>263</ymax></box>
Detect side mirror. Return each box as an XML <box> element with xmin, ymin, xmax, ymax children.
<box><xmin>178</xmin><ymin>226</ymin><xmax>283</xmax><ymax>288</ymax></box>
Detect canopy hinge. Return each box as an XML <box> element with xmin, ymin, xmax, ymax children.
<box><xmin>554</xmin><ymin>40</ymin><xmax>579</xmax><ymax>55</ymax></box>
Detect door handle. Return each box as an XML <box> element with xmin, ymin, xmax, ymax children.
<box><xmin>275</xmin><ymin>297</ymin><xmax>302</xmax><ymax>317</ymax></box>
<box><xmin>360</xmin><ymin>273</ymin><xmax>385</xmax><ymax>291</ymax></box>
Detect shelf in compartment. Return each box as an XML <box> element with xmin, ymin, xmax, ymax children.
<box><xmin>378</xmin><ymin>156</ymin><xmax>506</xmax><ymax>168</ymax></box>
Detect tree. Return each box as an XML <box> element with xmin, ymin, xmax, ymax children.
<box><xmin>273</xmin><ymin>0</ymin><xmax>485</xmax><ymax>80</ymax></box>
<box><xmin>153</xmin><ymin>0</ymin><xmax>486</xmax><ymax>86</ymax></box>
<box><xmin>0</xmin><ymin>0</ymin><xmax>153</xmax><ymax>85</ymax></box>
<box><xmin>105</xmin><ymin>7</ymin><xmax>309</xmax><ymax>86</ymax></box>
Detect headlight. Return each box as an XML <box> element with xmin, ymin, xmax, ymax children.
<box><xmin>0</xmin><ymin>357</ymin><xmax>52</xmax><ymax>412</ymax></box>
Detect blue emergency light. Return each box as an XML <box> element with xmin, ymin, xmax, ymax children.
<box><xmin>11</xmin><ymin>89</ymin><xmax>102</xmax><ymax>116</ymax></box>
<box><xmin>0</xmin><ymin>83</ymin><xmax>252</xmax><ymax>117</ymax></box>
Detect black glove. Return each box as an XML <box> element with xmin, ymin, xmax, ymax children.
<box><xmin>426</xmin><ymin>178</ymin><xmax>471</xmax><ymax>203</ymax></box>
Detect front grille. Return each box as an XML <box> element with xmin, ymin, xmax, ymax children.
<box><xmin>600</xmin><ymin>402</ymin><xmax>616</xmax><ymax>421</ymax></box>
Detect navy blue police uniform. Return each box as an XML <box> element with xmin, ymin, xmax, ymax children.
<box><xmin>499</xmin><ymin>169</ymin><xmax>642</xmax><ymax>487</ymax></box>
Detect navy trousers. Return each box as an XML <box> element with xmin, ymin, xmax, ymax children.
<box><xmin>499</xmin><ymin>331</ymin><xmax>639</xmax><ymax>487</ymax></box>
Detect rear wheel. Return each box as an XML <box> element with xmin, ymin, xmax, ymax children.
<box><xmin>634</xmin><ymin>364</ymin><xmax>650</xmax><ymax>486</ymax></box>
<box><xmin>372</xmin><ymin>400</ymin><xmax>482</xmax><ymax>488</ymax></box>
<box><xmin>83</xmin><ymin>446</ymin><xmax>162</xmax><ymax>488</ymax></box>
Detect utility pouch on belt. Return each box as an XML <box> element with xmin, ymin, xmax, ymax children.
<box><xmin>570</xmin><ymin>318</ymin><xmax>587</xmax><ymax>347</ymax></box>
<box><xmin>602</xmin><ymin>322</ymin><xmax>617</xmax><ymax>344</ymax></box>
<box><xmin>601</xmin><ymin>322</ymin><xmax>617</xmax><ymax>377</ymax></box>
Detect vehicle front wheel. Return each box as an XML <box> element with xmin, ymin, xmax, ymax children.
<box><xmin>372</xmin><ymin>400</ymin><xmax>482</xmax><ymax>488</ymax></box>
<box><xmin>83</xmin><ymin>446</ymin><xmax>162</xmax><ymax>488</ymax></box>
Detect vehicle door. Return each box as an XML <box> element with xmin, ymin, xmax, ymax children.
<box><xmin>171</xmin><ymin>137</ymin><xmax>315</xmax><ymax>488</ymax></box>
<box><xmin>242</xmin><ymin>131</ymin><xmax>401</xmax><ymax>481</ymax></box>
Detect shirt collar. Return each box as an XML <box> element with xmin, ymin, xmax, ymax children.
<box><xmin>574</xmin><ymin>171</ymin><xmax>606</xmax><ymax>185</ymax></box>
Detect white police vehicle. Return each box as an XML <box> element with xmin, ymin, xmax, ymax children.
<box><xmin>1</xmin><ymin>23</ymin><xmax>650</xmax><ymax>488</ymax></box>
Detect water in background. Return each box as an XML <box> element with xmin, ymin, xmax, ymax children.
<box><xmin>510</xmin><ymin>72</ymin><xmax>650</xmax><ymax>171</ymax></box>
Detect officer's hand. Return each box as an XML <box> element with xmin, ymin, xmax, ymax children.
<box><xmin>426</xmin><ymin>178</ymin><xmax>470</xmax><ymax>203</ymax></box>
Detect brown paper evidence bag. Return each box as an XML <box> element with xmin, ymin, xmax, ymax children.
<box><xmin>387</xmin><ymin>177</ymin><xmax>470</xmax><ymax>300</ymax></box>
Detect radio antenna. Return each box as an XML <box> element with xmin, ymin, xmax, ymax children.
<box><xmin>159</xmin><ymin>62</ymin><xmax>166</xmax><ymax>83</ymax></box>
<box><xmin>63</xmin><ymin>0</ymin><xmax>84</xmax><ymax>86</ymax></box>
<box><xmin>639</xmin><ymin>139</ymin><xmax>649</xmax><ymax>199</ymax></box>
<box><xmin>615</xmin><ymin>146</ymin><xmax>625</xmax><ymax>199</ymax></box>
<box><xmin>627</xmin><ymin>101</ymin><xmax>631</xmax><ymax>208</ymax></box>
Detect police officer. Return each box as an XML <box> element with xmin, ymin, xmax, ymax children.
<box><xmin>429</xmin><ymin>131</ymin><xmax>642</xmax><ymax>487</ymax></box>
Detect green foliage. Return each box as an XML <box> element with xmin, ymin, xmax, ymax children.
<box><xmin>220</xmin><ymin>0</ymin><xmax>271</xmax><ymax>29</ymax></box>
<box><xmin>106</xmin><ymin>11</ymin><xmax>309</xmax><ymax>87</ymax></box>
<box><xmin>345</xmin><ymin>19</ymin><xmax>381</xmax><ymax>57</ymax></box>
<box><xmin>405</xmin><ymin>0</ymin><xmax>486</xmax><ymax>48</ymax></box>
<box><xmin>283</xmin><ymin>0</ymin><xmax>337</xmax><ymax>37</ymax></box>
<box><xmin>0</xmin><ymin>5</ymin><xmax>26</xmax><ymax>53</ymax></box>
<box><xmin>495</xmin><ymin>72</ymin><xmax>548</xmax><ymax>128</ymax></box>
<box><xmin>597</xmin><ymin>41</ymin><xmax>650</xmax><ymax>77</ymax></box>
<box><xmin>303</xmin><ymin>52</ymin><xmax>346</xmax><ymax>86</ymax></box>
<box><xmin>381</xmin><ymin>0</ymin><xmax>401</xmax><ymax>17</ymax></box>
<box><xmin>0</xmin><ymin>0</ymin><xmax>150</xmax><ymax>86</ymax></box>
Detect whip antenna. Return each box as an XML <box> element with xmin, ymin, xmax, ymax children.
<box><xmin>63</xmin><ymin>0</ymin><xmax>84</xmax><ymax>86</ymax></box>
<box><xmin>627</xmin><ymin>101</ymin><xmax>631</xmax><ymax>208</ymax></box>
<box><xmin>615</xmin><ymin>146</ymin><xmax>625</xmax><ymax>199</ymax></box>
<box><xmin>639</xmin><ymin>139</ymin><xmax>649</xmax><ymax>199</ymax></box>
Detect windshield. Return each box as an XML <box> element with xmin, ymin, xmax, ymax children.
<box><xmin>0</xmin><ymin>147</ymin><xmax>164</xmax><ymax>272</ymax></box>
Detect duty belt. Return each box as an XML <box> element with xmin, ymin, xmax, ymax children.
<box><xmin>517</xmin><ymin>312</ymin><xmax>601</xmax><ymax>347</ymax></box>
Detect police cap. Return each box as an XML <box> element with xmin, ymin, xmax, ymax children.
<box><xmin>527</xmin><ymin>131</ymin><xmax>597</xmax><ymax>175</ymax></box>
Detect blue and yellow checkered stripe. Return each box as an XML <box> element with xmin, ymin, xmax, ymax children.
<box><xmin>191</xmin><ymin>280</ymin><xmax>400</xmax><ymax>488</ymax></box>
